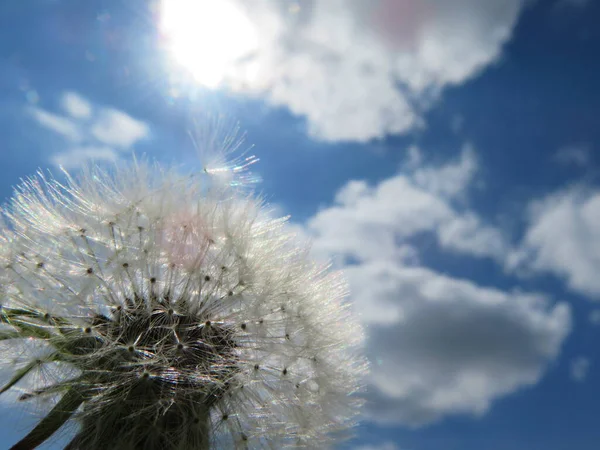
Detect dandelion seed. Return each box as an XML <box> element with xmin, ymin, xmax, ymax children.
<box><xmin>0</xmin><ymin>155</ymin><xmax>367</xmax><ymax>449</ymax></box>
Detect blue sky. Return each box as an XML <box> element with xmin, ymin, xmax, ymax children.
<box><xmin>1</xmin><ymin>0</ymin><xmax>600</xmax><ymax>449</ymax></box>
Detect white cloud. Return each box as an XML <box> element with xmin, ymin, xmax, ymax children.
<box><xmin>308</xmin><ymin>147</ymin><xmax>509</xmax><ymax>264</ymax></box>
<box><xmin>28</xmin><ymin>107</ymin><xmax>83</xmax><ymax>142</ymax></box>
<box><xmin>570</xmin><ymin>357</ymin><xmax>590</xmax><ymax>382</ymax></box>
<box><xmin>303</xmin><ymin>147</ymin><xmax>570</xmax><ymax>426</ymax></box>
<box><xmin>27</xmin><ymin>91</ymin><xmax>150</xmax><ymax>169</ymax></box>
<box><xmin>354</xmin><ymin>443</ymin><xmax>400</xmax><ymax>450</ymax></box>
<box><xmin>411</xmin><ymin>146</ymin><xmax>478</xmax><ymax>199</ymax></box>
<box><xmin>404</xmin><ymin>145</ymin><xmax>423</xmax><ymax>170</ymax></box>
<box><xmin>356</xmin><ymin>262</ymin><xmax>570</xmax><ymax>426</ymax></box>
<box><xmin>90</xmin><ymin>108</ymin><xmax>150</xmax><ymax>148</ymax></box>
<box><xmin>511</xmin><ymin>188</ymin><xmax>600</xmax><ymax>298</ymax></box>
<box><xmin>197</xmin><ymin>0</ymin><xmax>527</xmax><ymax>141</ymax></box>
<box><xmin>61</xmin><ymin>91</ymin><xmax>92</xmax><ymax>119</ymax></box>
<box><xmin>49</xmin><ymin>146</ymin><xmax>120</xmax><ymax>170</ymax></box>
<box><xmin>553</xmin><ymin>144</ymin><xmax>590</xmax><ymax>167</ymax></box>
<box><xmin>589</xmin><ymin>310</ymin><xmax>600</xmax><ymax>325</ymax></box>
<box><xmin>309</xmin><ymin>173</ymin><xmax>452</xmax><ymax>262</ymax></box>
<box><xmin>438</xmin><ymin>214</ymin><xmax>508</xmax><ymax>261</ymax></box>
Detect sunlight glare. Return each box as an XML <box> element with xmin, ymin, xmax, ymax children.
<box><xmin>160</xmin><ymin>0</ymin><xmax>258</xmax><ymax>88</ymax></box>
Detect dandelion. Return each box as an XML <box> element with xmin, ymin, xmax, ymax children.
<box><xmin>0</xmin><ymin>155</ymin><xmax>367</xmax><ymax>449</ymax></box>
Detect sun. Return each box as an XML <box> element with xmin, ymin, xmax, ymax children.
<box><xmin>160</xmin><ymin>0</ymin><xmax>258</xmax><ymax>88</ymax></box>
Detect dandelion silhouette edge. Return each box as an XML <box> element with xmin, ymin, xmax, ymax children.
<box><xmin>0</xmin><ymin>160</ymin><xmax>367</xmax><ymax>449</ymax></box>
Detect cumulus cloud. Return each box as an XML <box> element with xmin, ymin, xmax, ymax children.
<box><xmin>303</xmin><ymin>147</ymin><xmax>570</xmax><ymax>426</ymax></box>
<box><xmin>438</xmin><ymin>214</ymin><xmax>508</xmax><ymax>261</ymax></box>
<box><xmin>510</xmin><ymin>188</ymin><xmax>600</xmax><ymax>298</ymax></box>
<box><xmin>308</xmin><ymin>146</ymin><xmax>509</xmax><ymax>264</ymax></box>
<box><xmin>411</xmin><ymin>146</ymin><xmax>478</xmax><ymax>198</ymax></box>
<box><xmin>180</xmin><ymin>0</ymin><xmax>527</xmax><ymax>141</ymax></box>
<box><xmin>570</xmin><ymin>357</ymin><xmax>590</xmax><ymax>382</ymax></box>
<box><xmin>357</xmin><ymin>263</ymin><xmax>570</xmax><ymax>426</ymax></box>
<box><xmin>28</xmin><ymin>91</ymin><xmax>150</xmax><ymax>168</ymax></box>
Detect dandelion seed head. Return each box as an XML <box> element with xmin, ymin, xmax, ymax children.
<box><xmin>189</xmin><ymin>115</ymin><xmax>261</xmax><ymax>191</ymax></box>
<box><xmin>0</xmin><ymin>158</ymin><xmax>367</xmax><ymax>449</ymax></box>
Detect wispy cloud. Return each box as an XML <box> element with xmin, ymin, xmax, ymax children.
<box><xmin>60</xmin><ymin>91</ymin><xmax>92</xmax><ymax>119</ymax></box>
<box><xmin>553</xmin><ymin>144</ymin><xmax>591</xmax><ymax>167</ymax></box>
<box><xmin>91</xmin><ymin>108</ymin><xmax>150</xmax><ymax>148</ymax></box>
<box><xmin>28</xmin><ymin>91</ymin><xmax>150</xmax><ymax>169</ymax></box>
<box><xmin>49</xmin><ymin>146</ymin><xmax>119</xmax><ymax>170</ymax></box>
<box><xmin>28</xmin><ymin>106</ymin><xmax>83</xmax><ymax>142</ymax></box>
<box><xmin>570</xmin><ymin>357</ymin><xmax>591</xmax><ymax>382</ymax></box>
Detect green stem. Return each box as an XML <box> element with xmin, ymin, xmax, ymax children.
<box><xmin>10</xmin><ymin>388</ymin><xmax>83</xmax><ymax>450</ymax></box>
<box><xmin>0</xmin><ymin>359</ymin><xmax>43</xmax><ymax>395</ymax></box>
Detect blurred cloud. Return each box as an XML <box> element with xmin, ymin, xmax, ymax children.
<box><xmin>175</xmin><ymin>0</ymin><xmax>527</xmax><ymax>142</ymax></box>
<box><xmin>49</xmin><ymin>146</ymin><xmax>119</xmax><ymax>170</ymax></box>
<box><xmin>570</xmin><ymin>356</ymin><xmax>590</xmax><ymax>382</ymax></box>
<box><xmin>553</xmin><ymin>144</ymin><xmax>591</xmax><ymax>167</ymax></box>
<box><xmin>27</xmin><ymin>91</ymin><xmax>149</xmax><ymax>169</ymax></box>
<box><xmin>91</xmin><ymin>108</ymin><xmax>150</xmax><ymax>148</ymax></box>
<box><xmin>302</xmin><ymin>147</ymin><xmax>570</xmax><ymax>426</ymax></box>
<box><xmin>60</xmin><ymin>91</ymin><xmax>92</xmax><ymax>119</ymax></box>
<box><xmin>28</xmin><ymin>106</ymin><xmax>83</xmax><ymax>142</ymax></box>
<box><xmin>509</xmin><ymin>188</ymin><xmax>600</xmax><ymax>298</ymax></box>
<box><xmin>437</xmin><ymin>213</ymin><xmax>508</xmax><ymax>261</ymax></box>
<box><xmin>411</xmin><ymin>146</ymin><xmax>477</xmax><ymax>198</ymax></box>
<box><xmin>353</xmin><ymin>442</ymin><xmax>400</xmax><ymax>450</ymax></box>
<box><xmin>589</xmin><ymin>310</ymin><xmax>600</xmax><ymax>325</ymax></box>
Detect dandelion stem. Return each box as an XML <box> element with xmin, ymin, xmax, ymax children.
<box><xmin>0</xmin><ymin>359</ymin><xmax>45</xmax><ymax>395</ymax></box>
<box><xmin>10</xmin><ymin>388</ymin><xmax>83</xmax><ymax>450</ymax></box>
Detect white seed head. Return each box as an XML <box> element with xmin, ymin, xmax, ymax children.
<box><xmin>0</xmin><ymin>159</ymin><xmax>367</xmax><ymax>449</ymax></box>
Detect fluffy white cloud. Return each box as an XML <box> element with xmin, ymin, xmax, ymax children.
<box><xmin>510</xmin><ymin>188</ymin><xmax>600</xmax><ymax>298</ymax></box>
<box><xmin>176</xmin><ymin>0</ymin><xmax>527</xmax><ymax>141</ymax></box>
<box><xmin>308</xmin><ymin>147</ymin><xmax>509</xmax><ymax>264</ymax></box>
<box><xmin>61</xmin><ymin>91</ymin><xmax>92</xmax><ymax>119</ymax></box>
<box><xmin>355</xmin><ymin>262</ymin><xmax>570</xmax><ymax>426</ymax></box>
<box><xmin>28</xmin><ymin>91</ymin><xmax>149</xmax><ymax>169</ymax></box>
<box><xmin>303</xmin><ymin>147</ymin><xmax>570</xmax><ymax>426</ymax></box>
<box><xmin>91</xmin><ymin>108</ymin><xmax>150</xmax><ymax>148</ymax></box>
<box><xmin>438</xmin><ymin>214</ymin><xmax>508</xmax><ymax>261</ymax></box>
<box><xmin>570</xmin><ymin>357</ymin><xmax>590</xmax><ymax>382</ymax></box>
<box><xmin>411</xmin><ymin>146</ymin><xmax>478</xmax><ymax>198</ymax></box>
